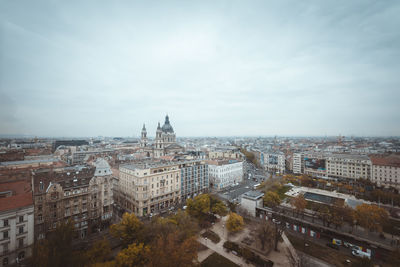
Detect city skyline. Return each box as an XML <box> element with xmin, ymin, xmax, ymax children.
<box><xmin>1</xmin><ymin>1</ymin><xmax>400</xmax><ymax>137</ymax></box>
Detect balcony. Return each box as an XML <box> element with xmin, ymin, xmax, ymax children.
<box><xmin>17</xmin><ymin>231</ymin><xmax>27</xmax><ymax>237</ymax></box>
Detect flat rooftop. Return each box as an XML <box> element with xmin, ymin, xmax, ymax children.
<box><xmin>121</xmin><ymin>161</ymin><xmax>179</xmax><ymax>171</ymax></box>
<box><xmin>207</xmin><ymin>159</ymin><xmax>241</xmax><ymax>166</ymax></box>
<box><xmin>242</xmin><ymin>190</ymin><xmax>264</xmax><ymax>200</ymax></box>
<box><xmin>327</xmin><ymin>154</ymin><xmax>370</xmax><ymax>161</ymax></box>
<box><xmin>286</xmin><ymin>186</ymin><xmax>370</xmax><ymax>209</ymax></box>
<box><xmin>0</xmin><ymin>158</ymin><xmax>58</xmax><ymax>166</ymax></box>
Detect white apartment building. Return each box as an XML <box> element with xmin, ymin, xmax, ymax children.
<box><xmin>292</xmin><ymin>153</ymin><xmax>304</xmax><ymax>174</ymax></box>
<box><xmin>370</xmin><ymin>154</ymin><xmax>400</xmax><ymax>189</ymax></box>
<box><xmin>0</xmin><ymin>181</ymin><xmax>34</xmax><ymax>266</ymax></box>
<box><xmin>263</xmin><ymin>152</ymin><xmax>285</xmax><ymax>174</ymax></box>
<box><xmin>208</xmin><ymin>160</ymin><xmax>243</xmax><ymax>191</ymax></box>
<box><xmin>326</xmin><ymin>154</ymin><xmax>371</xmax><ymax>180</ymax></box>
<box><xmin>119</xmin><ymin>162</ymin><xmax>181</xmax><ymax>217</ymax></box>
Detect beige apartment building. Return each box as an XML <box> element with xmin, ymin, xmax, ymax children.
<box><xmin>370</xmin><ymin>154</ymin><xmax>400</xmax><ymax>189</ymax></box>
<box><xmin>326</xmin><ymin>154</ymin><xmax>371</xmax><ymax>180</ymax></box>
<box><xmin>119</xmin><ymin>162</ymin><xmax>181</xmax><ymax>217</ymax></box>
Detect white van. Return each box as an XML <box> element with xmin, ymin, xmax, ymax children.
<box><xmin>352</xmin><ymin>249</ymin><xmax>371</xmax><ymax>259</ymax></box>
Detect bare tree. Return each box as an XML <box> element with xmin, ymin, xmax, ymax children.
<box><xmin>256</xmin><ymin>221</ymin><xmax>275</xmax><ymax>252</ymax></box>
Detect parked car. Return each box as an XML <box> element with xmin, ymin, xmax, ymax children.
<box><xmin>352</xmin><ymin>249</ymin><xmax>371</xmax><ymax>259</ymax></box>
<box><xmin>332</xmin><ymin>238</ymin><xmax>342</xmax><ymax>246</ymax></box>
<box><xmin>344</xmin><ymin>241</ymin><xmax>355</xmax><ymax>249</ymax></box>
<box><xmin>326</xmin><ymin>243</ymin><xmax>340</xmax><ymax>250</ymax></box>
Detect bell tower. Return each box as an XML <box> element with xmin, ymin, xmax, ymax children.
<box><xmin>140</xmin><ymin>124</ymin><xmax>147</xmax><ymax>147</ymax></box>
<box><xmin>155</xmin><ymin>122</ymin><xmax>164</xmax><ymax>157</ymax></box>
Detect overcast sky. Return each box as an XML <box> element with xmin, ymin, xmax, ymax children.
<box><xmin>1</xmin><ymin>1</ymin><xmax>399</xmax><ymax>137</ymax></box>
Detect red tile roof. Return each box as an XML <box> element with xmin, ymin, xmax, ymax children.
<box><xmin>0</xmin><ymin>181</ymin><xmax>33</xmax><ymax>212</ymax></box>
<box><xmin>370</xmin><ymin>154</ymin><xmax>400</xmax><ymax>168</ymax></box>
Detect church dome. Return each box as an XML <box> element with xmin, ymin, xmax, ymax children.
<box><xmin>161</xmin><ymin>115</ymin><xmax>174</xmax><ymax>133</ymax></box>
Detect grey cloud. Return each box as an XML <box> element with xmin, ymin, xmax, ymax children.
<box><xmin>0</xmin><ymin>0</ymin><xmax>399</xmax><ymax>137</ymax></box>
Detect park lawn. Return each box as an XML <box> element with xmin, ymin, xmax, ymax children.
<box><xmin>201</xmin><ymin>252</ymin><xmax>239</xmax><ymax>267</ymax></box>
<box><xmin>287</xmin><ymin>233</ymin><xmax>365</xmax><ymax>267</ymax></box>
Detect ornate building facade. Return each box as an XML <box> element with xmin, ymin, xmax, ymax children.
<box><xmin>31</xmin><ymin>159</ymin><xmax>113</xmax><ymax>241</ymax></box>
<box><xmin>141</xmin><ymin>115</ymin><xmax>183</xmax><ymax>158</ymax></box>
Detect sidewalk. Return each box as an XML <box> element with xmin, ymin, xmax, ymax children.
<box><xmin>198</xmin><ymin>236</ymin><xmax>254</xmax><ymax>267</ymax></box>
<box><xmin>199</xmin><ymin>215</ymin><xmax>255</xmax><ymax>266</ymax></box>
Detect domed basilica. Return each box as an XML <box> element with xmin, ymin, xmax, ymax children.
<box><xmin>140</xmin><ymin>115</ymin><xmax>183</xmax><ymax>158</ymax></box>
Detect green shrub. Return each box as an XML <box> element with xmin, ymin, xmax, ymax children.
<box><xmin>201</xmin><ymin>230</ymin><xmax>221</xmax><ymax>244</ymax></box>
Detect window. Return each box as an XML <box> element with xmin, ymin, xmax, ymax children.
<box><xmin>19</xmin><ymin>216</ymin><xmax>24</xmax><ymax>223</ymax></box>
<box><xmin>19</xmin><ymin>226</ymin><xmax>24</xmax><ymax>234</ymax></box>
<box><xmin>3</xmin><ymin>219</ymin><xmax>8</xmax><ymax>227</ymax></box>
<box><xmin>2</xmin><ymin>258</ymin><xmax>8</xmax><ymax>266</ymax></box>
<box><xmin>18</xmin><ymin>251</ymin><xmax>25</xmax><ymax>260</ymax></box>
<box><xmin>39</xmin><ymin>181</ymin><xmax>44</xmax><ymax>191</ymax></box>
<box><xmin>3</xmin><ymin>243</ymin><xmax>8</xmax><ymax>253</ymax></box>
<box><xmin>38</xmin><ymin>205</ymin><xmax>42</xmax><ymax>211</ymax></box>
<box><xmin>3</xmin><ymin>231</ymin><xmax>8</xmax><ymax>239</ymax></box>
<box><xmin>19</xmin><ymin>238</ymin><xmax>24</xmax><ymax>248</ymax></box>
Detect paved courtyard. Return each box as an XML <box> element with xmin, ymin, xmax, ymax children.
<box><xmin>198</xmin><ymin>215</ymin><xmax>292</xmax><ymax>267</ymax></box>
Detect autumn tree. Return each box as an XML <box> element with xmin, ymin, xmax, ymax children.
<box><xmin>211</xmin><ymin>201</ymin><xmax>228</xmax><ymax>216</ymax></box>
<box><xmin>256</xmin><ymin>221</ymin><xmax>275</xmax><ymax>251</ymax></box>
<box><xmin>186</xmin><ymin>194</ymin><xmax>211</xmax><ymax>219</ymax></box>
<box><xmin>147</xmin><ymin>233</ymin><xmax>199</xmax><ymax>267</ymax></box>
<box><xmin>355</xmin><ymin>204</ymin><xmax>389</xmax><ymax>232</ymax></box>
<box><xmin>169</xmin><ymin>210</ymin><xmax>199</xmax><ymax>241</ymax></box>
<box><xmin>186</xmin><ymin>194</ymin><xmax>228</xmax><ymax>222</ymax></box>
<box><xmin>299</xmin><ymin>175</ymin><xmax>314</xmax><ymax>187</ymax></box>
<box><xmin>318</xmin><ymin>205</ymin><xmax>331</xmax><ymax>227</ymax></box>
<box><xmin>291</xmin><ymin>194</ymin><xmax>307</xmax><ymax>218</ymax></box>
<box><xmin>84</xmin><ymin>239</ymin><xmax>112</xmax><ymax>266</ymax></box>
<box><xmin>263</xmin><ymin>191</ymin><xmax>281</xmax><ymax>208</ymax></box>
<box><xmin>240</xmin><ymin>148</ymin><xmax>258</xmax><ymax>166</ymax></box>
<box><xmin>226</xmin><ymin>212</ymin><xmax>245</xmax><ymax>233</ymax></box>
<box><xmin>110</xmin><ymin>212</ymin><xmax>144</xmax><ymax>247</ymax></box>
<box><xmin>342</xmin><ymin>205</ymin><xmax>356</xmax><ymax>231</ymax></box>
<box><xmin>115</xmin><ymin>243</ymin><xmax>150</xmax><ymax>267</ymax></box>
<box><xmin>31</xmin><ymin>220</ymin><xmax>79</xmax><ymax>267</ymax></box>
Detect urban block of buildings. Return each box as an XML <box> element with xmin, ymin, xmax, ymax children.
<box><xmin>0</xmin><ymin>181</ymin><xmax>34</xmax><ymax>266</ymax></box>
